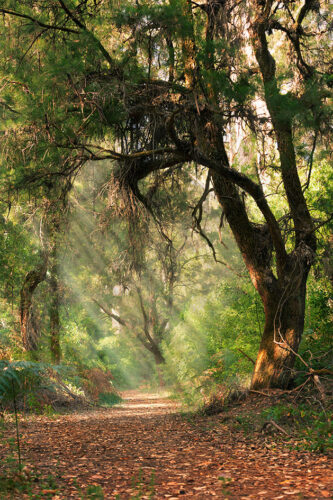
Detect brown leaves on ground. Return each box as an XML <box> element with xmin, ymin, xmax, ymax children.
<box><xmin>0</xmin><ymin>391</ymin><xmax>332</xmax><ymax>499</ymax></box>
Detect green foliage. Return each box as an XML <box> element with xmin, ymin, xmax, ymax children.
<box><xmin>0</xmin><ymin>216</ymin><xmax>39</xmax><ymax>302</ymax></box>
<box><xmin>98</xmin><ymin>392</ymin><xmax>122</xmax><ymax>407</ymax></box>
<box><xmin>261</xmin><ymin>403</ymin><xmax>333</xmax><ymax>453</ymax></box>
<box><xmin>83</xmin><ymin>485</ymin><xmax>105</xmax><ymax>499</ymax></box>
<box><xmin>163</xmin><ymin>279</ymin><xmax>263</xmax><ymax>405</ymax></box>
<box><xmin>295</xmin><ymin>273</ymin><xmax>333</xmax><ymax>379</ymax></box>
<box><xmin>60</xmin><ymin>303</ymin><xmax>155</xmax><ymax>389</ymax></box>
<box><xmin>0</xmin><ymin>467</ymin><xmax>63</xmax><ymax>498</ymax></box>
<box><xmin>114</xmin><ymin>0</ymin><xmax>193</xmax><ymax>38</ymax></box>
<box><xmin>0</xmin><ymin>360</ymin><xmax>47</xmax><ymax>405</ymax></box>
<box><xmin>0</xmin><ymin>361</ymin><xmax>88</xmax><ymax>412</ymax></box>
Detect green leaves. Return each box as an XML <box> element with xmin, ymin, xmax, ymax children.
<box><xmin>0</xmin><ymin>361</ymin><xmax>45</xmax><ymax>402</ymax></box>
<box><xmin>114</xmin><ymin>0</ymin><xmax>192</xmax><ymax>37</ymax></box>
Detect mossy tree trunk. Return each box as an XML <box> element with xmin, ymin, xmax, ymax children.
<box><xmin>50</xmin><ymin>248</ymin><xmax>61</xmax><ymax>364</ymax></box>
<box><xmin>250</xmin><ymin>275</ymin><xmax>308</xmax><ymax>389</ymax></box>
<box><xmin>20</xmin><ymin>254</ymin><xmax>48</xmax><ymax>352</ymax></box>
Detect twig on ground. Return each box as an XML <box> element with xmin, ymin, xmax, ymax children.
<box><xmin>249</xmin><ymin>389</ymin><xmax>272</xmax><ymax>397</ymax></box>
<box><xmin>269</xmin><ymin>419</ymin><xmax>290</xmax><ymax>436</ymax></box>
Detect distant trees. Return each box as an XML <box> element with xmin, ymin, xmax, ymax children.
<box><xmin>66</xmin><ymin>164</ymin><xmax>196</xmax><ymax>369</ymax></box>
<box><xmin>0</xmin><ymin>0</ymin><xmax>331</xmax><ymax>388</ymax></box>
<box><xmin>90</xmin><ymin>243</ymin><xmax>177</xmax><ymax>367</ymax></box>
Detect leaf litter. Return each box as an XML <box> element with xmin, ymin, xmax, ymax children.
<box><xmin>0</xmin><ymin>391</ymin><xmax>332</xmax><ymax>499</ymax></box>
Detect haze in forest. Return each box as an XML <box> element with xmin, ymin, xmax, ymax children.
<box><xmin>0</xmin><ymin>0</ymin><xmax>332</xmax><ymax>496</ymax></box>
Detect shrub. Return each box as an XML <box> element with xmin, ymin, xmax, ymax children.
<box><xmin>0</xmin><ymin>360</ymin><xmax>47</xmax><ymax>409</ymax></box>
<box><xmin>98</xmin><ymin>392</ymin><xmax>122</xmax><ymax>407</ymax></box>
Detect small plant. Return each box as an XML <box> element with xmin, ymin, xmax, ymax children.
<box><xmin>0</xmin><ymin>468</ymin><xmax>62</xmax><ymax>497</ymax></box>
<box><xmin>261</xmin><ymin>402</ymin><xmax>333</xmax><ymax>453</ymax></box>
<box><xmin>261</xmin><ymin>403</ymin><xmax>290</xmax><ymax>423</ymax></box>
<box><xmin>130</xmin><ymin>468</ymin><xmax>156</xmax><ymax>499</ymax></box>
<box><xmin>218</xmin><ymin>476</ymin><xmax>233</xmax><ymax>496</ymax></box>
<box><xmin>0</xmin><ymin>360</ymin><xmax>53</xmax><ymax>410</ymax></box>
<box><xmin>290</xmin><ymin>405</ymin><xmax>332</xmax><ymax>453</ymax></box>
<box><xmin>0</xmin><ymin>360</ymin><xmax>50</xmax><ymax>471</ymax></box>
<box><xmin>234</xmin><ymin>414</ymin><xmax>253</xmax><ymax>434</ymax></box>
<box><xmin>82</xmin><ymin>484</ymin><xmax>105</xmax><ymax>499</ymax></box>
<box><xmin>42</xmin><ymin>403</ymin><xmax>56</xmax><ymax>417</ymax></box>
<box><xmin>0</xmin><ymin>374</ymin><xmax>23</xmax><ymax>470</ymax></box>
<box><xmin>98</xmin><ymin>392</ymin><xmax>122</xmax><ymax>407</ymax></box>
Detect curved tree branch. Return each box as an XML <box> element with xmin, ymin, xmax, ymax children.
<box><xmin>0</xmin><ymin>8</ymin><xmax>79</xmax><ymax>34</ymax></box>
<box><xmin>57</xmin><ymin>0</ymin><xmax>116</xmax><ymax>68</ymax></box>
<box><xmin>92</xmin><ymin>299</ymin><xmax>128</xmax><ymax>327</ymax></box>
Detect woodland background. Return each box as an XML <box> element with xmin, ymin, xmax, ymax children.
<box><xmin>0</xmin><ymin>0</ymin><xmax>332</xmax><ymax>482</ymax></box>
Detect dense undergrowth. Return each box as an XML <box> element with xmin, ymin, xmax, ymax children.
<box><xmin>0</xmin><ymin>360</ymin><xmax>121</xmax><ymax>415</ymax></box>
<box><xmin>181</xmin><ymin>382</ymin><xmax>333</xmax><ymax>455</ymax></box>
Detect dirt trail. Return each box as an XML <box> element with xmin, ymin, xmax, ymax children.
<box><xmin>2</xmin><ymin>391</ymin><xmax>332</xmax><ymax>499</ymax></box>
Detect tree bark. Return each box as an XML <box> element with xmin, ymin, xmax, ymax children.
<box><xmin>212</xmin><ymin>169</ymin><xmax>314</xmax><ymax>389</ymax></box>
<box><xmin>20</xmin><ymin>253</ymin><xmax>48</xmax><ymax>351</ymax></box>
<box><xmin>251</xmin><ymin>276</ymin><xmax>307</xmax><ymax>389</ymax></box>
<box><xmin>151</xmin><ymin>345</ymin><xmax>165</xmax><ymax>366</ymax></box>
<box><xmin>50</xmin><ymin>254</ymin><xmax>61</xmax><ymax>364</ymax></box>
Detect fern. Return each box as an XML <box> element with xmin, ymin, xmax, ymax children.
<box><xmin>0</xmin><ymin>360</ymin><xmax>61</xmax><ymax>405</ymax></box>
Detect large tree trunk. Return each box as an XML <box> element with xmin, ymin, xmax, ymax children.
<box><xmin>251</xmin><ymin>278</ymin><xmax>307</xmax><ymax>389</ymax></box>
<box><xmin>152</xmin><ymin>347</ymin><xmax>165</xmax><ymax>387</ymax></box>
<box><xmin>212</xmin><ymin>170</ymin><xmax>313</xmax><ymax>389</ymax></box>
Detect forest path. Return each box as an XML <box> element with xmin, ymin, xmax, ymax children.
<box><xmin>3</xmin><ymin>390</ymin><xmax>333</xmax><ymax>499</ymax></box>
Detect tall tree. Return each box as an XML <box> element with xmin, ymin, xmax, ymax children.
<box><xmin>0</xmin><ymin>0</ymin><xmax>331</xmax><ymax>388</ymax></box>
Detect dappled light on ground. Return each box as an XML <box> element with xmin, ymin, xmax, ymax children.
<box><xmin>1</xmin><ymin>391</ymin><xmax>332</xmax><ymax>499</ymax></box>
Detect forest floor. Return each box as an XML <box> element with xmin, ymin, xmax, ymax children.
<box><xmin>0</xmin><ymin>390</ymin><xmax>332</xmax><ymax>499</ymax></box>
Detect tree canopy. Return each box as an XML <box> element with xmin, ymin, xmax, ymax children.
<box><xmin>0</xmin><ymin>0</ymin><xmax>332</xmax><ymax>389</ymax></box>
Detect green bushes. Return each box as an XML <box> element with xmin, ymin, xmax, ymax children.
<box><xmin>98</xmin><ymin>392</ymin><xmax>122</xmax><ymax>407</ymax></box>
<box><xmin>0</xmin><ymin>359</ymin><xmax>124</xmax><ymax>414</ymax></box>
<box><xmin>163</xmin><ymin>280</ymin><xmax>263</xmax><ymax>405</ymax></box>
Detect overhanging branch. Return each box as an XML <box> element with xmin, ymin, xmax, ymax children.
<box><xmin>193</xmin><ymin>150</ymin><xmax>288</xmax><ymax>269</ymax></box>
<box><xmin>57</xmin><ymin>0</ymin><xmax>116</xmax><ymax>68</ymax></box>
<box><xmin>0</xmin><ymin>8</ymin><xmax>80</xmax><ymax>34</ymax></box>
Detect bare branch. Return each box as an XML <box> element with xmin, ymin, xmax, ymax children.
<box><xmin>237</xmin><ymin>348</ymin><xmax>256</xmax><ymax>365</ymax></box>
<box><xmin>303</xmin><ymin>129</ymin><xmax>318</xmax><ymax>192</ymax></box>
<box><xmin>92</xmin><ymin>299</ymin><xmax>128</xmax><ymax>327</ymax></box>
